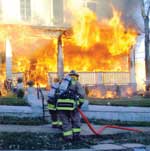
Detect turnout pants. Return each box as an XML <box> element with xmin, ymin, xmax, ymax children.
<box><xmin>59</xmin><ymin>109</ymin><xmax>81</xmax><ymax>140</ymax></box>
<box><xmin>49</xmin><ymin>110</ymin><xmax>62</xmax><ymax>128</ymax></box>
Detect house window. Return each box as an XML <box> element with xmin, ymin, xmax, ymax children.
<box><xmin>53</xmin><ymin>0</ymin><xmax>64</xmax><ymax>25</ymax></box>
<box><xmin>20</xmin><ymin>0</ymin><xmax>31</xmax><ymax>21</ymax></box>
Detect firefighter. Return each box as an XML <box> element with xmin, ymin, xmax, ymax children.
<box><xmin>57</xmin><ymin>70</ymin><xmax>86</xmax><ymax>142</ymax></box>
<box><xmin>47</xmin><ymin>78</ymin><xmax>62</xmax><ymax>128</ymax></box>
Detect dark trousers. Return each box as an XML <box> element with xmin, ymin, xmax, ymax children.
<box><xmin>49</xmin><ymin>110</ymin><xmax>62</xmax><ymax>127</ymax></box>
<box><xmin>59</xmin><ymin>109</ymin><xmax>81</xmax><ymax>139</ymax></box>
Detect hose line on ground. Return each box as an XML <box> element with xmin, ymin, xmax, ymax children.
<box><xmin>78</xmin><ymin>108</ymin><xmax>143</xmax><ymax>135</ymax></box>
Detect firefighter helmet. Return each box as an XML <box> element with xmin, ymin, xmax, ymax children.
<box><xmin>68</xmin><ymin>70</ymin><xmax>79</xmax><ymax>77</ymax></box>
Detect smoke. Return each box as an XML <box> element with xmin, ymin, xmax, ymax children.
<box><xmin>97</xmin><ymin>0</ymin><xmax>144</xmax><ymax>32</ymax></box>
<box><xmin>110</xmin><ymin>0</ymin><xmax>144</xmax><ymax>32</ymax></box>
<box><xmin>64</xmin><ymin>0</ymin><xmax>144</xmax><ymax>33</ymax></box>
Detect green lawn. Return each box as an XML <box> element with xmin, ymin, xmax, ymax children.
<box><xmin>0</xmin><ymin>116</ymin><xmax>48</xmax><ymax>125</ymax></box>
<box><xmin>88</xmin><ymin>96</ymin><xmax>150</xmax><ymax>107</ymax></box>
<box><xmin>0</xmin><ymin>96</ymin><xmax>28</xmax><ymax>106</ymax></box>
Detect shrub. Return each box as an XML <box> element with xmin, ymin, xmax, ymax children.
<box><xmin>17</xmin><ymin>89</ymin><xmax>24</xmax><ymax>98</ymax></box>
<box><xmin>17</xmin><ymin>77</ymin><xmax>23</xmax><ymax>83</ymax></box>
<box><xmin>144</xmin><ymin>91</ymin><xmax>150</xmax><ymax>98</ymax></box>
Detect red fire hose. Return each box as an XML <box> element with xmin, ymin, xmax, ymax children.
<box><xmin>78</xmin><ymin>108</ymin><xmax>143</xmax><ymax>135</ymax></box>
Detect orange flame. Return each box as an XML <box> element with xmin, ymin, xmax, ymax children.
<box><xmin>63</xmin><ymin>7</ymin><xmax>137</xmax><ymax>72</ymax></box>
<box><xmin>0</xmin><ymin>6</ymin><xmax>137</xmax><ymax>87</ymax></box>
<box><xmin>71</xmin><ymin>7</ymin><xmax>100</xmax><ymax>49</ymax></box>
<box><xmin>88</xmin><ymin>88</ymin><xmax>103</xmax><ymax>98</ymax></box>
<box><xmin>88</xmin><ymin>86</ymin><xmax>135</xmax><ymax>99</ymax></box>
<box><xmin>105</xmin><ymin>90</ymin><xmax>117</xmax><ymax>99</ymax></box>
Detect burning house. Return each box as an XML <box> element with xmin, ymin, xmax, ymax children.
<box><xmin>0</xmin><ymin>0</ymin><xmax>147</xmax><ymax>98</ymax></box>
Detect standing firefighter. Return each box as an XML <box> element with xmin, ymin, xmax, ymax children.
<box><xmin>57</xmin><ymin>70</ymin><xmax>85</xmax><ymax>141</ymax></box>
<box><xmin>47</xmin><ymin>78</ymin><xmax>62</xmax><ymax>128</ymax></box>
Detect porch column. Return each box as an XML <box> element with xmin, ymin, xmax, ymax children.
<box><xmin>5</xmin><ymin>38</ymin><xmax>12</xmax><ymax>80</ymax></box>
<box><xmin>57</xmin><ymin>34</ymin><xmax>64</xmax><ymax>79</ymax></box>
<box><xmin>130</xmin><ymin>48</ymin><xmax>136</xmax><ymax>84</ymax></box>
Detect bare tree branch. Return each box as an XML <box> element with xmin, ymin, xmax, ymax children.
<box><xmin>142</xmin><ymin>0</ymin><xmax>150</xmax><ymax>82</ymax></box>
<box><xmin>141</xmin><ymin>0</ymin><xmax>150</xmax><ymax>17</ymax></box>
<box><xmin>141</xmin><ymin>0</ymin><xmax>146</xmax><ymax>18</ymax></box>
<box><xmin>147</xmin><ymin>5</ymin><xmax>150</xmax><ymax>16</ymax></box>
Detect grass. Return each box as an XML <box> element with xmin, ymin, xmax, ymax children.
<box><xmin>0</xmin><ymin>132</ymin><xmax>148</xmax><ymax>149</ymax></box>
<box><xmin>88</xmin><ymin>96</ymin><xmax>150</xmax><ymax>107</ymax></box>
<box><xmin>0</xmin><ymin>92</ymin><xmax>28</xmax><ymax>106</ymax></box>
<box><xmin>0</xmin><ymin>116</ymin><xmax>48</xmax><ymax>125</ymax></box>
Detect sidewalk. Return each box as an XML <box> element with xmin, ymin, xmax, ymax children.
<box><xmin>0</xmin><ymin>123</ymin><xmax>149</xmax><ymax>135</ymax></box>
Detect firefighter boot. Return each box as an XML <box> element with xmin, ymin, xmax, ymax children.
<box><xmin>73</xmin><ymin>133</ymin><xmax>81</xmax><ymax>142</ymax></box>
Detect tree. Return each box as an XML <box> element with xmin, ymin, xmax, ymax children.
<box><xmin>141</xmin><ymin>0</ymin><xmax>150</xmax><ymax>89</ymax></box>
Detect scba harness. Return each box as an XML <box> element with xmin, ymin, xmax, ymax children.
<box><xmin>47</xmin><ymin>82</ymin><xmax>60</xmax><ymax>111</ymax></box>
<box><xmin>56</xmin><ymin>89</ymin><xmax>81</xmax><ymax>111</ymax></box>
<box><xmin>56</xmin><ymin>75</ymin><xmax>83</xmax><ymax>111</ymax></box>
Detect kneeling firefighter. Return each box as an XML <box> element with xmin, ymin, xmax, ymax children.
<box><xmin>57</xmin><ymin>70</ymin><xmax>86</xmax><ymax>141</ymax></box>
<box><xmin>47</xmin><ymin>78</ymin><xmax>62</xmax><ymax>128</ymax></box>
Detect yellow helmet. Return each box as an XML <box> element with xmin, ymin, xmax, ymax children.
<box><xmin>68</xmin><ymin>70</ymin><xmax>79</xmax><ymax>77</ymax></box>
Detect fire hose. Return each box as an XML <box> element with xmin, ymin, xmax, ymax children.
<box><xmin>78</xmin><ymin>108</ymin><xmax>143</xmax><ymax>135</ymax></box>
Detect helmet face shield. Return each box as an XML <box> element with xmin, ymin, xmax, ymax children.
<box><xmin>70</xmin><ymin>75</ymin><xmax>78</xmax><ymax>80</ymax></box>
